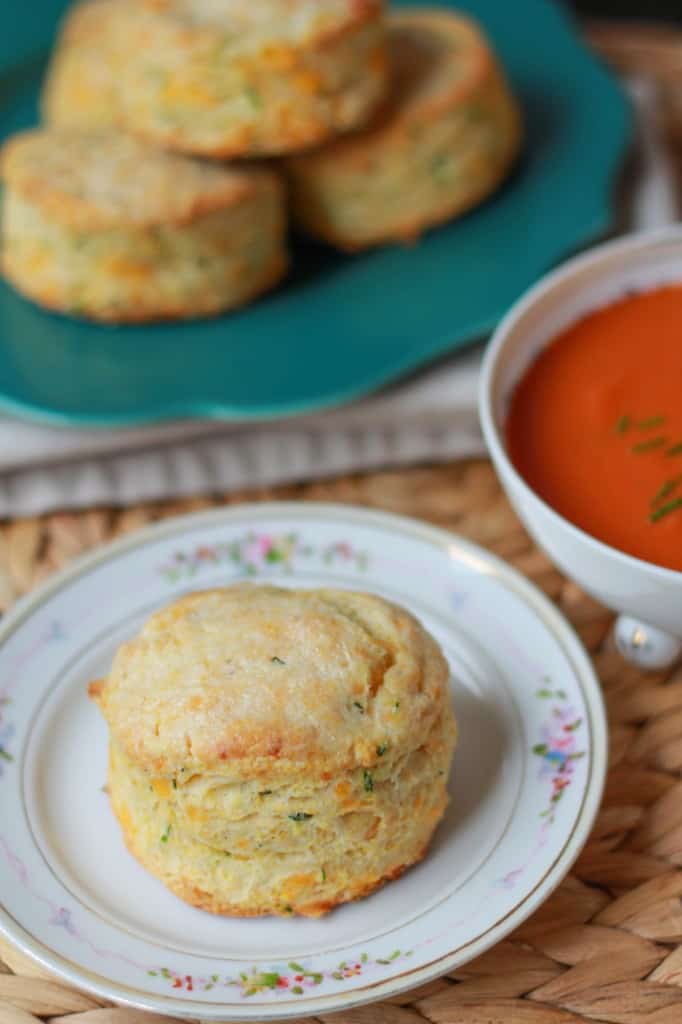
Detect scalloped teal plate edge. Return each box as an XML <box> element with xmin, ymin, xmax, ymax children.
<box><xmin>0</xmin><ymin>0</ymin><xmax>632</xmax><ymax>427</ymax></box>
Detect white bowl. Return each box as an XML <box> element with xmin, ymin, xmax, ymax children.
<box><xmin>480</xmin><ymin>227</ymin><xmax>682</xmax><ymax>670</ymax></box>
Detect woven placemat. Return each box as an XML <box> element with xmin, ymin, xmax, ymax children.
<box><xmin>3</xmin><ymin>20</ymin><xmax>682</xmax><ymax>1024</ymax></box>
<box><xmin>2</xmin><ymin>459</ymin><xmax>682</xmax><ymax>1024</ymax></box>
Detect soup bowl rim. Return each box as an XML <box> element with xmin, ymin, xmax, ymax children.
<box><xmin>479</xmin><ymin>223</ymin><xmax>682</xmax><ymax>586</ymax></box>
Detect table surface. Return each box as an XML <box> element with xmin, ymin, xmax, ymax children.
<box><xmin>2</xmin><ymin>21</ymin><xmax>682</xmax><ymax>1024</ymax></box>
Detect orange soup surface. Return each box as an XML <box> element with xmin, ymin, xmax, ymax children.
<box><xmin>507</xmin><ymin>283</ymin><xmax>682</xmax><ymax>572</ymax></box>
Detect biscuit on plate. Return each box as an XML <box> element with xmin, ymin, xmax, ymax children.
<box><xmin>90</xmin><ymin>584</ymin><xmax>457</xmax><ymax>917</ymax></box>
<box><xmin>0</xmin><ymin>129</ymin><xmax>287</xmax><ymax>322</ymax></box>
<box><xmin>285</xmin><ymin>9</ymin><xmax>522</xmax><ymax>250</ymax></box>
<box><xmin>45</xmin><ymin>0</ymin><xmax>389</xmax><ymax>159</ymax></box>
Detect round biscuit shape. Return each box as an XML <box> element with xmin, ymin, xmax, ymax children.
<box><xmin>45</xmin><ymin>0</ymin><xmax>389</xmax><ymax>158</ymax></box>
<box><xmin>95</xmin><ymin>583</ymin><xmax>457</xmax><ymax>916</ymax></box>
<box><xmin>285</xmin><ymin>9</ymin><xmax>523</xmax><ymax>249</ymax></box>
<box><xmin>93</xmin><ymin>583</ymin><xmax>452</xmax><ymax>778</ymax></box>
<box><xmin>0</xmin><ymin>129</ymin><xmax>288</xmax><ymax>322</ymax></box>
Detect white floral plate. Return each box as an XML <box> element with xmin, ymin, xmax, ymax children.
<box><xmin>0</xmin><ymin>503</ymin><xmax>606</xmax><ymax>1021</ymax></box>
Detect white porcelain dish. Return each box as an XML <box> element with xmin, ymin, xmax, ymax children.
<box><xmin>0</xmin><ymin>503</ymin><xmax>605</xmax><ymax>1020</ymax></box>
<box><xmin>480</xmin><ymin>226</ymin><xmax>682</xmax><ymax>670</ymax></box>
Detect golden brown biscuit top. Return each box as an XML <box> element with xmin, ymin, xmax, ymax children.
<box><xmin>134</xmin><ymin>0</ymin><xmax>382</xmax><ymax>41</ymax></box>
<box><xmin>1</xmin><ymin>129</ymin><xmax>261</xmax><ymax>230</ymax></box>
<box><xmin>289</xmin><ymin>9</ymin><xmax>496</xmax><ymax>168</ymax></box>
<box><xmin>92</xmin><ymin>584</ymin><xmax>450</xmax><ymax>778</ymax></box>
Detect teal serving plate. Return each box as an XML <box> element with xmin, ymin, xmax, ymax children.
<box><xmin>0</xmin><ymin>0</ymin><xmax>631</xmax><ymax>426</ymax></box>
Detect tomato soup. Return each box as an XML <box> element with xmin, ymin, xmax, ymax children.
<box><xmin>507</xmin><ymin>283</ymin><xmax>682</xmax><ymax>572</ymax></box>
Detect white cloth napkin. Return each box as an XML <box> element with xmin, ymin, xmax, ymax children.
<box><xmin>0</xmin><ymin>78</ymin><xmax>677</xmax><ymax>516</ymax></box>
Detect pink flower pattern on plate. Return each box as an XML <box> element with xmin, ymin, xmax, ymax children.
<box><xmin>159</xmin><ymin>533</ymin><xmax>369</xmax><ymax>582</ymax></box>
<box><xmin>148</xmin><ymin>951</ymin><xmax>410</xmax><ymax>997</ymax></box>
<box><xmin>533</xmin><ymin>685</ymin><xmax>585</xmax><ymax>824</ymax></box>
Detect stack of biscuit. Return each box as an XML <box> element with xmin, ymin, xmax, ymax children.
<box><xmin>90</xmin><ymin>584</ymin><xmax>458</xmax><ymax>917</ymax></box>
<box><xmin>0</xmin><ymin>0</ymin><xmax>521</xmax><ymax>322</ymax></box>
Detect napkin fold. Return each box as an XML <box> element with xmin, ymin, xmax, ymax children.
<box><xmin>0</xmin><ymin>78</ymin><xmax>677</xmax><ymax>516</ymax></box>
